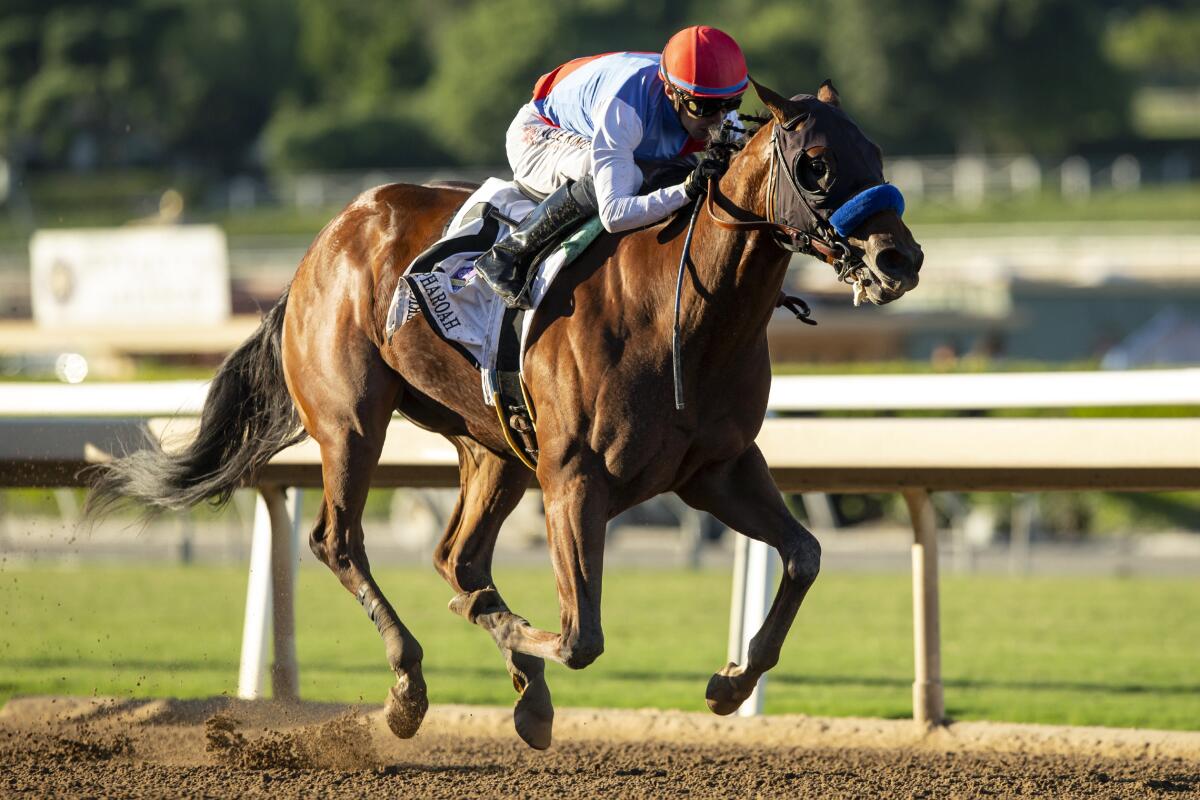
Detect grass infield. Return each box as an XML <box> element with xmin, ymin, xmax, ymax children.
<box><xmin>0</xmin><ymin>565</ymin><xmax>1195</xmax><ymax>731</ymax></box>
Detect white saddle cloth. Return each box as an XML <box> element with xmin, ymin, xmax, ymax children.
<box><xmin>386</xmin><ymin>177</ymin><xmax>602</xmax><ymax>405</ymax></box>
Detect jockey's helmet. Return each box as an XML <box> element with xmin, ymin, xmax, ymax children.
<box><xmin>660</xmin><ymin>25</ymin><xmax>748</xmax><ymax>118</ymax></box>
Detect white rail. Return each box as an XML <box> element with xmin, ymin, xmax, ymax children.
<box><xmin>2</xmin><ymin>371</ymin><xmax>1198</xmax><ymax>725</ymax></box>
<box><xmin>4</xmin><ymin>367</ymin><xmax>1198</xmax><ymax>417</ymax></box>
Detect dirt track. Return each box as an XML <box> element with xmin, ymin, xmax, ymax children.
<box><xmin>2</xmin><ymin>697</ymin><xmax>1198</xmax><ymax>798</ymax></box>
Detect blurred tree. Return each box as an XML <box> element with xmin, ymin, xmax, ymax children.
<box><xmin>0</xmin><ymin>0</ymin><xmax>299</xmax><ymax>171</ymax></box>
<box><xmin>416</xmin><ymin>0</ymin><xmax>689</xmax><ymax>164</ymax></box>
<box><xmin>0</xmin><ymin>3</ymin><xmax>176</xmax><ymax>167</ymax></box>
<box><xmin>816</xmin><ymin>0</ymin><xmax>1129</xmax><ymax>154</ymax></box>
<box><xmin>157</xmin><ymin>0</ymin><xmax>301</xmax><ymax>170</ymax></box>
<box><xmin>260</xmin><ymin>0</ymin><xmax>448</xmax><ymax>170</ymax></box>
<box><xmin>1107</xmin><ymin>6</ymin><xmax>1200</xmax><ymax>86</ymax></box>
<box><xmin>0</xmin><ymin>0</ymin><xmax>1154</xmax><ymax>171</ymax></box>
<box><xmin>700</xmin><ymin>0</ymin><xmax>1131</xmax><ymax>155</ymax></box>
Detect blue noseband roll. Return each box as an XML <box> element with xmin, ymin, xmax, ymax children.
<box><xmin>829</xmin><ymin>183</ymin><xmax>905</xmax><ymax>237</ymax></box>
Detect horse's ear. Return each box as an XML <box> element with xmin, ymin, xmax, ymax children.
<box><xmin>818</xmin><ymin>79</ymin><xmax>841</xmax><ymax>107</ymax></box>
<box><xmin>750</xmin><ymin>76</ymin><xmax>792</xmax><ymax>125</ymax></box>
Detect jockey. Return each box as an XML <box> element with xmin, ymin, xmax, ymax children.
<box><xmin>474</xmin><ymin>25</ymin><xmax>749</xmax><ymax>308</ymax></box>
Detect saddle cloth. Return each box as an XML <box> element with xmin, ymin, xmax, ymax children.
<box><xmin>385</xmin><ymin>177</ymin><xmax>603</xmax><ymax>406</ymax></box>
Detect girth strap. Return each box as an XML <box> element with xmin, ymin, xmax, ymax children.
<box><xmin>491</xmin><ymin>306</ymin><xmax>539</xmax><ymax>470</ymax></box>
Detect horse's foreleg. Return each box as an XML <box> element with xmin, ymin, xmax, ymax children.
<box><xmin>434</xmin><ymin>438</ymin><xmax>554</xmax><ymax>749</ymax></box>
<box><xmin>490</xmin><ymin>468</ymin><xmax>609</xmax><ymax>670</ymax></box>
<box><xmin>677</xmin><ymin>444</ymin><xmax>822</xmax><ymax>715</ymax></box>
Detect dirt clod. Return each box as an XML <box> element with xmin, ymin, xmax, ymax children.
<box><xmin>204</xmin><ymin>711</ymin><xmax>377</xmax><ymax>771</ymax></box>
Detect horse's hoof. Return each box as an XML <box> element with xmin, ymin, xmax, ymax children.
<box><xmin>384</xmin><ymin>669</ymin><xmax>428</xmax><ymax>739</ymax></box>
<box><xmin>705</xmin><ymin>662</ymin><xmax>752</xmax><ymax>716</ymax></box>
<box><xmin>513</xmin><ymin>675</ymin><xmax>554</xmax><ymax>750</ymax></box>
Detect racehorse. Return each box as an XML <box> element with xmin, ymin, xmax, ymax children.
<box><xmin>87</xmin><ymin>80</ymin><xmax>922</xmax><ymax>750</ymax></box>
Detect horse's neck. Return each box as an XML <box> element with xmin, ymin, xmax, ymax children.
<box><xmin>684</xmin><ymin>146</ymin><xmax>789</xmax><ymax>339</ymax></box>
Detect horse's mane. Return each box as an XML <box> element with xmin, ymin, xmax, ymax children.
<box><xmin>711</xmin><ymin>112</ymin><xmax>769</xmax><ymax>165</ymax></box>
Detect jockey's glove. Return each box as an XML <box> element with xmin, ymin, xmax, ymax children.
<box><xmin>683</xmin><ymin>156</ymin><xmax>727</xmax><ymax>199</ymax></box>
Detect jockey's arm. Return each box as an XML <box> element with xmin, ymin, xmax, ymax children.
<box><xmin>590</xmin><ymin>97</ymin><xmax>692</xmax><ymax>233</ymax></box>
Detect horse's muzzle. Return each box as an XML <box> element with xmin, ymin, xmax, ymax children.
<box><xmin>863</xmin><ymin>238</ymin><xmax>923</xmax><ymax>303</ymax></box>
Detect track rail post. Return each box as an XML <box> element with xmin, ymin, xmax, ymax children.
<box><xmin>903</xmin><ymin>489</ymin><xmax>945</xmax><ymax>727</ymax></box>
<box><xmin>728</xmin><ymin>535</ymin><xmax>776</xmax><ymax>716</ymax></box>
<box><xmin>237</xmin><ymin>485</ymin><xmax>302</xmax><ymax>701</ymax></box>
<box><xmin>266</xmin><ymin>486</ymin><xmax>301</xmax><ymax>702</ymax></box>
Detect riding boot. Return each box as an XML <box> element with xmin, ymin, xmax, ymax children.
<box><xmin>474</xmin><ymin>178</ymin><xmax>595</xmax><ymax>309</ymax></box>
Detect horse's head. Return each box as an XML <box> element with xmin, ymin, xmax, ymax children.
<box><xmin>748</xmin><ymin>79</ymin><xmax>923</xmax><ymax>305</ymax></box>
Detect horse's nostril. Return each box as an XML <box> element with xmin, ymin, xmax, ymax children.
<box><xmin>871</xmin><ymin>247</ymin><xmax>921</xmax><ymax>294</ymax></box>
<box><xmin>875</xmin><ymin>248</ymin><xmax>912</xmax><ymax>280</ymax></box>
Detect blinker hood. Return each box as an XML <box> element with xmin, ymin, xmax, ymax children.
<box><xmin>773</xmin><ymin>95</ymin><xmax>900</xmax><ymax>239</ymax></box>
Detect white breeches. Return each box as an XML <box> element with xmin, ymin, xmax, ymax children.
<box><xmin>505</xmin><ymin>103</ymin><xmax>592</xmax><ymax>200</ymax></box>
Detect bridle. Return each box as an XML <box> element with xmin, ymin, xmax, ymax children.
<box><xmin>704</xmin><ymin>117</ymin><xmax>867</xmax><ymax>289</ymax></box>
<box><xmin>672</xmin><ymin>113</ymin><xmax>885</xmax><ymax>409</ymax></box>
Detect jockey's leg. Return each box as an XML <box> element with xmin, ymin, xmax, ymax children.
<box><xmin>473</xmin><ymin>176</ymin><xmax>597</xmax><ymax>309</ymax></box>
<box><xmin>505</xmin><ymin>103</ymin><xmax>592</xmax><ymax>199</ymax></box>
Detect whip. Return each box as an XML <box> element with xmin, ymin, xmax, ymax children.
<box><xmin>671</xmin><ymin>196</ymin><xmax>703</xmax><ymax>410</ymax></box>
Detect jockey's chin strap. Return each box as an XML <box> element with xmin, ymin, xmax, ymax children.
<box><xmin>703</xmin><ymin>123</ymin><xmax>867</xmax><ymax>291</ymax></box>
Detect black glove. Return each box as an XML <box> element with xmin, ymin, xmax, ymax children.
<box><xmin>683</xmin><ymin>156</ymin><xmax>727</xmax><ymax>199</ymax></box>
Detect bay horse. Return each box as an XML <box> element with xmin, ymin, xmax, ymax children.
<box><xmin>87</xmin><ymin>80</ymin><xmax>922</xmax><ymax>749</ymax></box>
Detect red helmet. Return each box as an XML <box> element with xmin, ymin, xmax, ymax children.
<box><xmin>660</xmin><ymin>25</ymin><xmax>748</xmax><ymax>98</ymax></box>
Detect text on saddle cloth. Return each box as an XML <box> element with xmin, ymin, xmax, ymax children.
<box><xmin>385</xmin><ymin>177</ymin><xmax>604</xmax><ymax>405</ymax></box>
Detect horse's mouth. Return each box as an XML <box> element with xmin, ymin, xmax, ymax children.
<box><xmin>860</xmin><ymin>244</ymin><xmax>922</xmax><ymax>305</ymax></box>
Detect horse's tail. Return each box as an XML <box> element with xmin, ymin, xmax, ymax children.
<box><xmin>86</xmin><ymin>291</ymin><xmax>308</xmax><ymax>515</ymax></box>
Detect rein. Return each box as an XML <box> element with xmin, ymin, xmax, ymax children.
<box><xmin>671</xmin><ymin>198</ymin><xmax>703</xmax><ymax>410</ymax></box>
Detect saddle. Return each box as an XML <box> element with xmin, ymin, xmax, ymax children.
<box><xmin>387</xmin><ymin>179</ymin><xmax>604</xmax><ymax>469</ymax></box>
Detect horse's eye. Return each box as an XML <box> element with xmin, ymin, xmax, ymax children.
<box><xmin>796</xmin><ymin>153</ymin><xmax>835</xmax><ymax>194</ymax></box>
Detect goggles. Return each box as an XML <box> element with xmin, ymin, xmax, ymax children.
<box><xmin>672</xmin><ymin>87</ymin><xmax>743</xmax><ymax>118</ymax></box>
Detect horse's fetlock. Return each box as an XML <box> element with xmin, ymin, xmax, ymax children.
<box><xmin>386</xmin><ymin>640</ymin><xmax>423</xmax><ymax>677</ymax></box>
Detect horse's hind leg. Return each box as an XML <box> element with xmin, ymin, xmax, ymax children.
<box><xmin>434</xmin><ymin>438</ymin><xmax>554</xmax><ymax>749</ymax></box>
<box><xmin>289</xmin><ymin>352</ymin><xmax>428</xmax><ymax>738</ymax></box>
<box><xmin>676</xmin><ymin>444</ymin><xmax>822</xmax><ymax>715</ymax></box>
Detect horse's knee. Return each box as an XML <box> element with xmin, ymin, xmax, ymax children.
<box><xmin>560</xmin><ymin>629</ymin><xmax>604</xmax><ymax>670</ymax></box>
<box><xmin>786</xmin><ymin>530</ymin><xmax>821</xmax><ymax>585</ymax></box>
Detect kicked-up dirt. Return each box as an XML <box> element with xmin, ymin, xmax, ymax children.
<box><xmin>1</xmin><ymin>696</ymin><xmax>1198</xmax><ymax>798</ymax></box>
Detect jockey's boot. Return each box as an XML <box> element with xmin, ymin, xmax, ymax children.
<box><xmin>474</xmin><ymin>178</ymin><xmax>595</xmax><ymax>309</ymax></box>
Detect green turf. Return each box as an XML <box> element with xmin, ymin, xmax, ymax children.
<box><xmin>0</xmin><ymin>565</ymin><xmax>1196</xmax><ymax>730</ymax></box>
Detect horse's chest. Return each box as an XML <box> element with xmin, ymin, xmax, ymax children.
<box><xmin>594</xmin><ymin>398</ymin><xmax>764</xmax><ymax>493</ymax></box>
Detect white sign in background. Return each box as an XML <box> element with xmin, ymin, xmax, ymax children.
<box><xmin>30</xmin><ymin>225</ymin><xmax>231</xmax><ymax>328</ymax></box>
